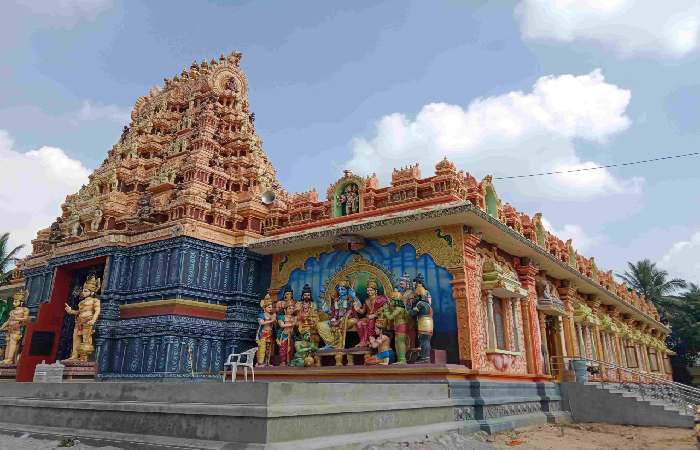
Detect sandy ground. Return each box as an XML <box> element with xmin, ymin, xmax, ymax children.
<box><xmin>489</xmin><ymin>423</ymin><xmax>695</xmax><ymax>450</ymax></box>
<box><xmin>0</xmin><ymin>424</ymin><xmax>694</xmax><ymax>450</ymax></box>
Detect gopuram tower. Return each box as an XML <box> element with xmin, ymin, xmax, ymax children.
<box><xmin>17</xmin><ymin>52</ymin><xmax>278</xmax><ymax>380</ymax></box>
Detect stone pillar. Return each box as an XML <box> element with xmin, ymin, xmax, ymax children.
<box><xmin>511</xmin><ymin>299</ymin><xmax>521</xmax><ymax>352</ymax></box>
<box><xmin>576</xmin><ymin>324</ymin><xmax>586</xmax><ymax>358</ymax></box>
<box><xmin>558</xmin><ymin>316</ymin><xmax>567</xmax><ymax>357</ymax></box>
<box><xmin>539</xmin><ymin>312</ymin><xmax>549</xmax><ymax>374</ymax></box>
<box><xmin>460</xmin><ymin>230</ymin><xmax>483</xmax><ymax>369</ymax></box>
<box><xmin>517</xmin><ymin>260</ymin><xmax>543</xmax><ymax>375</ymax></box>
<box><xmin>558</xmin><ymin>282</ymin><xmax>577</xmax><ymax>357</ymax></box>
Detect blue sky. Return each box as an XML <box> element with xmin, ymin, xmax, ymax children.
<box><xmin>1</xmin><ymin>1</ymin><xmax>698</xmax><ymax>284</ymax></box>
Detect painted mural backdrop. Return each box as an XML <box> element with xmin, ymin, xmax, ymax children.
<box><xmin>281</xmin><ymin>239</ymin><xmax>458</xmax><ymax>362</ymax></box>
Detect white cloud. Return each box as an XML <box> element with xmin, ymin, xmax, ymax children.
<box><xmin>345</xmin><ymin>69</ymin><xmax>642</xmax><ymax>200</ymax></box>
<box><xmin>540</xmin><ymin>217</ymin><xmax>601</xmax><ymax>252</ymax></box>
<box><xmin>659</xmin><ymin>231</ymin><xmax>700</xmax><ymax>285</ymax></box>
<box><xmin>0</xmin><ymin>130</ymin><xmax>90</xmax><ymax>255</ymax></box>
<box><xmin>515</xmin><ymin>0</ymin><xmax>700</xmax><ymax>58</ymax></box>
<box><xmin>73</xmin><ymin>100</ymin><xmax>130</xmax><ymax>125</ymax></box>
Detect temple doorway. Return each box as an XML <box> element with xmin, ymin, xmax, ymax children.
<box><xmin>544</xmin><ymin>315</ymin><xmax>564</xmax><ymax>378</ymax></box>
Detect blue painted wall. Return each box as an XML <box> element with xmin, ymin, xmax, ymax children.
<box><xmin>282</xmin><ymin>239</ymin><xmax>458</xmax><ymax>362</ymax></box>
<box><xmin>24</xmin><ymin>237</ymin><xmax>270</xmax><ymax>379</ymax></box>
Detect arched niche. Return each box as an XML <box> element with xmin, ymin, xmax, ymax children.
<box><xmin>328</xmin><ymin>171</ymin><xmax>364</xmax><ymax>218</ymax></box>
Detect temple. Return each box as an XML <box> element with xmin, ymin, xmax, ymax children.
<box><xmin>1</xmin><ymin>52</ymin><xmax>672</xmax><ymax>385</ymax></box>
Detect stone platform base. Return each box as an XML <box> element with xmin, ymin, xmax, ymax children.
<box><xmin>0</xmin><ymin>380</ymin><xmax>569</xmax><ymax>448</ymax></box>
<box><xmin>61</xmin><ymin>361</ymin><xmax>97</xmax><ymax>380</ymax></box>
<box><xmin>241</xmin><ymin>364</ymin><xmax>554</xmax><ymax>383</ymax></box>
<box><xmin>0</xmin><ymin>364</ymin><xmax>16</xmax><ymax>380</ymax></box>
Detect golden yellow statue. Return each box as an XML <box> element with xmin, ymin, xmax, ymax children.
<box><xmin>0</xmin><ymin>289</ymin><xmax>30</xmax><ymax>365</ymax></box>
<box><xmin>64</xmin><ymin>274</ymin><xmax>101</xmax><ymax>362</ymax></box>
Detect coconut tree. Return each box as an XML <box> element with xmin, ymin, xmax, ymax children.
<box><xmin>617</xmin><ymin>259</ymin><xmax>686</xmax><ymax>321</ymax></box>
<box><xmin>0</xmin><ymin>232</ymin><xmax>24</xmax><ymax>286</ymax></box>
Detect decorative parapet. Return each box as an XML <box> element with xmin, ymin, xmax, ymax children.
<box><xmin>573</xmin><ymin>303</ymin><xmax>600</xmax><ymax>326</ymax></box>
<box><xmin>482</xmin><ymin>257</ymin><xmax>528</xmax><ymax>298</ymax></box>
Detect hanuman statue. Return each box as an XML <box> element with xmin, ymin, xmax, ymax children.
<box><xmin>0</xmin><ymin>289</ymin><xmax>30</xmax><ymax>365</ymax></box>
<box><xmin>63</xmin><ymin>274</ymin><xmax>101</xmax><ymax>362</ymax></box>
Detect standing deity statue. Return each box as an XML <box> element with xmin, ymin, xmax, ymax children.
<box><xmin>354</xmin><ymin>280</ymin><xmax>388</xmax><ymax>348</ymax></box>
<box><xmin>69</xmin><ymin>211</ymin><xmax>82</xmax><ymax>237</ymax></box>
<box><xmin>0</xmin><ymin>289</ymin><xmax>30</xmax><ymax>365</ymax></box>
<box><xmin>255</xmin><ymin>294</ymin><xmax>276</xmax><ymax>366</ymax></box>
<box><xmin>63</xmin><ymin>275</ymin><xmax>101</xmax><ymax>362</ymax></box>
<box><xmin>48</xmin><ymin>217</ymin><xmax>65</xmax><ymax>243</ymax></box>
<box><xmin>337</xmin><ymin>183</ymin><xmax>360</xmax><ymax>216</ymax></box>
<box><xmin>383</xmin><ymin>289</ymin><xmax>411</xmax><ymax>364</ymax></box>
<box><xmin>295</xmin><ymin>284</ymin><xmax>320</xmax><ymax>347</ymax></box>
<box><xmin>318</xmin><ymin>278</ymin><xmax>358</xmax><ymax>350</ymax></box>
<box><xmin>91</xmin><ymin>208</ymin><xmax>103</xmax><ymax>232</ymax></box>
<box><xmin>408</xmin><ymin>274</ymin><xmax>434</xmax><ymax>364</ymax></box>
<box><xmin>276</xmin><ymin>289</ymin><xmax>296</xmax><ymax>366</ymax></box>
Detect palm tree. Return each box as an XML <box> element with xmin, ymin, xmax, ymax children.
<box><xmin>0</xmin><ymin>232</ymin><xmax>24</xmax><ymax>286</ymax></box>
<box><xmin>617</xmin><ymin>259</ymin><xmax>687</xmax><ymax>321</ymax></box>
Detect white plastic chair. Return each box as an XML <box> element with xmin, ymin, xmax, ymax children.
<box><xmin>223</xmin><ymin>347</ymin><xmax>258</xmax><ymax>382</ymax></box>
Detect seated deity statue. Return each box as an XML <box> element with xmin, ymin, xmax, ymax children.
<box><xmin>354</xmin><ymin>280</ymin><xmax>388</xmax><ymax>348</ymax></box>
<box><xmin>318</xmin><ymin>279</ymin><xmax>358</xmax><ymax>350</ymax></box>
<box><xmin>294</xmin><ymin>284</ymin><xmax>320</xmax><ymax>346</ymax></box>
<box><xmin>364</xmin><ymin>325</ymin><xmax>395</xmax><ymax>365</ymax></box>
<box><xmin>289</xmin><ymin>332</ymin><xmax>318</xmax><ymax>367</ymax></box>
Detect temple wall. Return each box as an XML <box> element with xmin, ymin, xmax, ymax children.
<box><xmin>18</xmin><ymin>237</ymin><xmax>270</xmax><ymax>379</ymax></box>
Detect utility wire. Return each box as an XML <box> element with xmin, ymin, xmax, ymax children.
<box><xmin>493</xmin><ymin>152</ymin><xmax>699</xmax><ymax>180</ymax></box>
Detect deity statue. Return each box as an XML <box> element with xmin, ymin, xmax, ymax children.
<box><xmin>289</xmin><ymin>332</ymin><xmax>318</xmax><ymax>367</ymax></box>
<box><xmin>398</xmin><ymin>273</ymin><xmax>415</xmax><ymax>307</ymax></box>
<box><xmin>337</xmin><ymin>183</ymin><xmax>360</xmax><ymax>216</ymax></box>
<box><xmin>295</xmin><ymin>284</ymin><xmax>320</xmax><ymax>346</ymax></box>
<box><xmin>255</xmin><ymin>294</ymin><xmax>276</xmax><ymax>366</ymax></box>
<box><xmin>383</xmin><ymin>289</ymin><xmax>411</xmax><ymax>364</ymax></box>
<box><xmin>276</xmin><ymin>299</ymin><xmax>296</xmax><ymax>366</ymax></box>
<box><xmin>0</xmin><ymin>289</ymin><xmax>30</xmax><ymax>365</ymax></box>
<box><xmin>364</xmin><ymin>324</ymin><xmax>395</xmax><ymax>365</ymax></box>
<box><xmin>69</xmin><ymin>211</ymin><xmax>82</xmax><ymax>237</ymax></box>
<box><xmin>91</xmin><ymin>208</ymin><xmax>103</xmax><ymax>232</ymax></box>
<box><xmin>48</xmin><ymin>217</ymin><xmax>65</xmax><ymax>243</ymax></box>
<box><xmin>225</xmin><ymin>77</ymin><xmax>238</xmax><ymax>92</ymax></box>
<box><xmin>354</xmin><ymin>280</ymin><xmax>388</xmax><ymax>348</ymax></box>
<box><xmin>136</xmin><ymin>192</ymin><xmax>154</xmax><ymax>222</ymax></box>
<box><xmin>318</xmin><ymin>278</ymin><xmax>358</xmax><ymax>350</ymax></box>
<box><xmin>409</xmin><ymin>274</ymin><xmax>433</xmax><ymax>364</ymax></box>
<box><xmin>63</xmin><ymin>274</ymin><xmax>101</xmax><ymax>362</ymax></box>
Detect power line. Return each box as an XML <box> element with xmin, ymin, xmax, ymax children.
<box><xmin>493</xmin><ymin>152</ymin><xmax>700</xmax><ymax>180</ymax></box>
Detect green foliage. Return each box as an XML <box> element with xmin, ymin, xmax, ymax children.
<box><xmin>617</xmin><ymin>259</ymin><xmax>686</xmax><ymax>321</ymax></box>
<box><xmin>666</xmin><ymin>284</ymin><xmax>700</xmax><ymax>365</ymax></box>
<box><xmin>0</xmin><ymin>297</ymin><xmax>11</xmax><ymax>326</ymax></box>
<box><xmin>0</xmin><ymin>232</ymin><xmax>24</xmax><ymax>286</ymax></box>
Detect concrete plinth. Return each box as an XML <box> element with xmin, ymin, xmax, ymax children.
<box><xmin>0</xmin><ymin>380</ymin><xmax>568</xmax><ymax>448</ymax></box>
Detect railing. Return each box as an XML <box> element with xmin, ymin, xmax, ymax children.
<box><xmin>551</xmin><ymin>355</ymin><xmax>700</xmax><ymax>416</ymax></box>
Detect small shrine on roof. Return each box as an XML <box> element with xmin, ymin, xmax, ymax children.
<box><xmin>2</xmin><ymin>52</ymin><xmax>672</xmax><ymax>383</ymax></box>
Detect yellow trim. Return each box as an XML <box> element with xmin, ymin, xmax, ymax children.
<box><xmin>120</xmin><ymin>299</ymin><xmax>227</xmax><ymax>312</ymax></box>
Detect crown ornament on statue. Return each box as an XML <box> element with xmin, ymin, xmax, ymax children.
<box><xmin>260</xmin><ymin>294</ymin><xmax>274</xmax><ymax>308</ymax></box>
<box><xmin>82</xmin><ymin>274</ymin><xmax>101</xmax><ymax>295</ymax></box>
<box><xmin>13</xmin><ymin>288</ymin><xmax>27</xmax><ymax>304</ymax></box>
